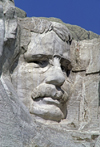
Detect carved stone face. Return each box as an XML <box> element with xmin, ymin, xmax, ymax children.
<box><xmin>11</xmin><ymin>30</ymin><xmax>71</xmax><ymax>122</ymax></box>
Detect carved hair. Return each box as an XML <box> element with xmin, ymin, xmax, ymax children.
<box><xmin>31</xmin><ymin>17</ymin><xmax>72</xmax><ymax>42</ymax></box>
<box><xmin>21</xmin><ymin>17</ymin><xmax>72</xmax><ymax>42</ymax></box>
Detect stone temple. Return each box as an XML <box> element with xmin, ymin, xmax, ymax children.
<box><xmin>0</xmin><ymin>0</ymin><xmax>100</xmax><ymax>146</ymax></box>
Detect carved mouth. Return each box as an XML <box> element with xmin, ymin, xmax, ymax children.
<box><xmin>30</xmin><ymin>84</ymin><xmax>68</xmax><ymax>122</ymax></box>
<box><xmin>31</xmin><ymin>83</ymin><xmax>68</xmax><ymax>103</ymax></box>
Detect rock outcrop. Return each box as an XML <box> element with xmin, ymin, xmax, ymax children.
<box><xmin>15</xmin><ymin>7</ymin><xmax>100</xmax><ymax>41</ymax></box>
<box><xmin>37</xmin><ymin>17</ymin><xmax>100</xmax><ymax>41</ymax></box>
<box><xmin>16</xmin><ymin>7</ymin><xmax>27</xmax><ymax>18</ymax></box>
<box><xmin>0</xmin><ymin>0</ymin><xmax>100</xmax><ymax>147</ymax></box>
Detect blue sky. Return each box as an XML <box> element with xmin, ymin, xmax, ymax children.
<box><xmin>14</xmin><ymin>0</ymin><xmax>100</xmax><ymax>35</ymax></box>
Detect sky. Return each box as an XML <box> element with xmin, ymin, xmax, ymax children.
<box><xmin>14</xmin><ymin>0</ymin><xmax>100</xmax><ymax>35</ymax></box>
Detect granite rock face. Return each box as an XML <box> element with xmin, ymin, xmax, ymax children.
<box><xmin>71</xmin><ymin>38</ymin><xmax>100</xmax><ymax>73</ymax></box>
<box><xmin>15</xmin><ymin>6</ymin><xmax>100</xmax><ymax>40</ymax></box>
<box><xmin>37</xmin><ymin>17</ymin><xmax>100</xmax><ymax>41</ymax></box>
<box><xmin>16</xmin><ymin>7</ymin><xmax>27</xmax><ymax>18</ymax></box>
<box><xmin>0</xmin><ymin>0</ymin><xmax>100</xmax><ymax>147</ymax></box>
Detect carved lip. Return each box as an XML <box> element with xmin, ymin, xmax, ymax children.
<box><xmin>31</xmin><ymin>83</ymin><xmax>68</xmax><ymax>103</ymax></box>
<box><xmin>33</xmin><ymin>97</ymin><xmax>61</xmax><ymax>106</ymax></box>
<box><xmin>33</xmin><ymin>97</ymin><xmax>60</xmax><ymax>103</ymax></box>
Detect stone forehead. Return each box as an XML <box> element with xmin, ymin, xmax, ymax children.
<box><xmin>30</xmin><ymin>31</ymin><xmax>66</xmax><ymax>46</ymax></box>
<box><xmin>26</xmin><ymin>31</ymin><xmax>70</xmax><ymax>60</ymax></box>
<box><xmin>19</xmin><ymin>17</ymin><xmax>72</xmax><ymax>43</ymax></box>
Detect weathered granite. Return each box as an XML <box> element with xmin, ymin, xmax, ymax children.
<box><xmin>38</xmin><ymin>17</ymin><xmax>100</xmax><ymax>41</ymax></box>
<box><xmin>15</xmin><ymin>6</ymin><xmax>100</xmax><ymax>40</ymax></box>
<box><xmin>0</xmin><ymin>0</ymin><xmax>100</xmax><ymax>147</ymax></box>
<box><xmin>70</xmin><ymin>38</ymin><xmax>100</xmax><ymax>73</ymax></box>
<box><xmin>16</xmin><ymin>7</ymin><xmax>27</xmax><ymax>18</ymax></box>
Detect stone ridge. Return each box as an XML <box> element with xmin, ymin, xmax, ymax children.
<box><xmin>16</xmin><ymin>7</ymin><xmax>27</xmax><ymax>18</ymax></box>
<box><xmin>37</xmin><ymin>17</ymin><xmax>100</xmax><ymax>41</ymax></box>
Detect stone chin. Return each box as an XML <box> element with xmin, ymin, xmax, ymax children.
<box><xmin>30</xmin><ymin>97</ymin><xmax>66</xmax><ymax>122</ymax></box>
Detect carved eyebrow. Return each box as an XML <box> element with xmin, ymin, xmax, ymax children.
<box><xmin>31</xmin><ymin>54</ymin><xmax>52</xmax><ymax>60</ymax></box>
<box><xmin>24</xmin><ymin>54</ymin><xmax>52</xmax><ymax>63</ymax></box>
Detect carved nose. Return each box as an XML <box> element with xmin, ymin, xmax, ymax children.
<box><xmin>45</xmin><ymin>67</ymin><xmax>65</xmax><ymax>86</ymax></box>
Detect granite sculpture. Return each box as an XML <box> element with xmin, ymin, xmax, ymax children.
<box><xmin>0</xmin><ymin>0</ymin><xmax>100</xmax><ymax>146</ymax></box>
<box><xmin>11</xmin><ymin>17</ymin><xmax>72</xmax><ymax>122</ymax></box>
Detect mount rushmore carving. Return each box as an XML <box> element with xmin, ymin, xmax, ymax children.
<box><xmin>0</xmin><ymin>0</ymin><xmax>100</xmax><ymax>146</ymax></box>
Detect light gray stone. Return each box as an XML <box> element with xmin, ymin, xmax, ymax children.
<box><xmin>37</xmin><ymin>17</ymin><xmax>100</xmax><ymax>41</ymax></box>
<box><xmin>11</xmin><ymin>17</ymin><xmax>72</xmax><ymax>122</ymax></box>
<box><xmin>70</xmin><ymin>39</ymin><xmax>100</xmax><ymax>73</ymax></box>
<box><xmin>0</xmin><ymin>0</ymin><xmax>100</xmax><ymax>146</ymax></box>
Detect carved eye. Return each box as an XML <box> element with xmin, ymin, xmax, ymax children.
<box><xmin>33</xmin><ymin>61</ymin><xmax>40</xmax><ymax>64</ymax></box>
<box><xmin>33</xmin><ymin>60</ymin><xmax>49</xmax><ymax>68</ymax></box>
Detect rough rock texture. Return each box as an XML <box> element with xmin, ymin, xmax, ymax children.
<box><xmin>16</xmin><ymin>7</ymin><xmax>27</xmax><ymax>18</ymax></box>
<box><xmin>15</xmin><ymin>6</ymin><xmax>100</xmax><ymax>40</ymax></box>
<box><xmin>70</xmin><ymin>38</ymin><xmax>100</xmax><ymax>73</ymax></box>
<box><xmin>38</xmin><ymin>17</ymin><xmax>100</xmax><ymax>41</ymax></box>
<box><xmin>1</xmin><ymin>77</ymin><xmax>100</xmax><ymax>147</ymax></box>
<box><xmin>0</xmin><ymin>0</ymin><xmax>100</xmax><ymax>147</ymax></box>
